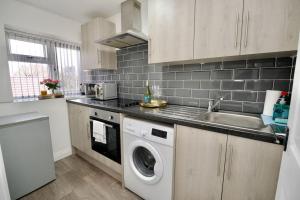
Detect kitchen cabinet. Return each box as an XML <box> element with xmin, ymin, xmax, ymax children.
<box><xmin>194</xmin><ymin>0</ymin><xmax>243</xmax><ymax>59</ymax></box>
<box><xmin>81</xmin><ymin>17</ymin><xmax>117</xmax><ymax>70</ymax></box>
<box><xmin>148</xmin><ymin>0</ymin><xmax>195</xmax><ymax>63</ymax></box>
<box><xmin>175</xmin><ymin>125</ymin><xmax>283</xmax><ymax>200</ymax></box>
<box><xmin>174</xmin><ymin>125</ymin><xmax>227</xmax><ymax>200</ymax></box>
<box><xmin>240</xmin><ymin>0</ymin><xmax>300</xmax><ymax>55</ymax></box>
<box><xmin>149</xmin><ymin>0</ymin><xmax>300</xmax><ymax>63</ymax></box>
<box><xmin>68</xmin><ymin>103</ymin><xmax>91</xmax><ymax>154</ymax></box>
<box><xmin>222</xmin><ymin>135</ymin><xmax>283</xmax><ymax>200</ymax></box>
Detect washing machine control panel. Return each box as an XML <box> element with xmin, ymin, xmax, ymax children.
<box><xmin>151</xmin><ymin>128</ymin><xmax>167</xmax><ymax>139</ymax></box>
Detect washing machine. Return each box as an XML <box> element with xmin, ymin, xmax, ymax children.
<box><xmin>123</xmin><ymin>117</ymin><xmax>174</xmax><ymax>200</ymax></box>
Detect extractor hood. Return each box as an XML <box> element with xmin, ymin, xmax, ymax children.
<box><xmin>96</xmin><ymin>0</ymin><xmax>147</xmax><ymax>49</ymax></box>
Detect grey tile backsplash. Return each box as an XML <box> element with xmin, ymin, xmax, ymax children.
<box><xmin>82</xmin><ymin>44</ymin><xmax>296</xmax><ymax>114</ymax></box>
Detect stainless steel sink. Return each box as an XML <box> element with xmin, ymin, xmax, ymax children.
<box><xmin>198</xmin><ymin>112</ymin><xmax>267</xmax><ymax>130</ymax></box>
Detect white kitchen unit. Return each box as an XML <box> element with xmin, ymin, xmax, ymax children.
<box><xmin>0</xmin><ymin>113</ymin><xmax>56</xmax><ymax>200</ymax></box>
<box><xmin>81</xmin><ymin>17</ymin><xmax>117</xmax><ymax>70</ymax></box>
<box><xmin>123</xmin><ymin>117</ymin><xmax>175</xmax><ymax>200</ymax></box>
<box><xmin>0</xmin><ymin>145</ymin><xmax>10</xmax><ymax>200</ymax></box>
<box><xmin>175</xmin><ymin>125</ymin><xmax>283</xmax><ymax>200</ymax></box>
<box><xmin>275</xmin><ymin>34</ymin><xmax>300</xmax><ymax>200</ymax></box>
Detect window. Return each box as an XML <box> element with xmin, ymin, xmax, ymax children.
<box><xmin>5</xmin><ymin>28</ymin><xmax>81</xmax><ymax>99</ymax></box>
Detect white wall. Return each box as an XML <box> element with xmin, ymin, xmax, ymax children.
<box><xmin>106</xmin><ymin>0</ymin><xmax>148</xmax><ymax>35</ymax></box>
<box><xmin>0</xmin><ymin>0</ymin><xmax>82</xmax><ymax>161</ymax></box>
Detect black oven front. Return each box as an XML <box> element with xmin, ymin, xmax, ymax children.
<box><xmin>89</xmin><ymin>109</ymin><xmax>121</xmax><ymax>164</ymax></box>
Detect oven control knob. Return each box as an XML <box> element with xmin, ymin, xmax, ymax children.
<box><xmin>108</xmin><ymin>116</ymin><xmax>114</xmax><ymax>120</ymax></box>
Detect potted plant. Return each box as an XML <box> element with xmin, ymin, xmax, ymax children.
<box><xmin>40</xmin><ymin>79</ymin><xmax>63</xmax><ymax>97</ymax></box>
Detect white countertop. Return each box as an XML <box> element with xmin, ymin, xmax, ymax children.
<box><xmin>0</xmin><ymin>112</ymin><xmax>48</xmax><ymax>128</ymax></box>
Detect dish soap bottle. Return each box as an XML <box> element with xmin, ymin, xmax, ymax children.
<box><xmin>144</xmin><ymin>80</ymin><xmax>152</xmax><ymax>104</ymax></box>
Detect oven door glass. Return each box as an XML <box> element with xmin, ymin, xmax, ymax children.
<box><xmin>89</xmin><ymin>117</ymin><xmax>121</xmax><ymax>164</ymax></box>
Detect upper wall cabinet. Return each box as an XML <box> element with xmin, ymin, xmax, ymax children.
<box><xmin>81</xmin><ymin>17</ymin><xmax>117</xmax><ymax>70</ymax></box>
<box><xmin>240</xmin><ymin>0</ymin><xmax>300</xmax><ymax>55</ymax></box>
<box><xmin>149</xmin><ymin>0</ymin><xmax>300</xmax><ymax>63</ymax></box>
<box><xmin>148</xmin><ymin>0</ymin><xmax>195</xmax><ymax>63</ymax></box>
<box><xmin>194</xmin><ymin>0</ymin><xmax>243</xmax><ymax>59</ymax></box>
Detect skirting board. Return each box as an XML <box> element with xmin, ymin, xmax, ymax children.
<box><xmin>53</xmin><ymin>148</ymin><xmax>72</xmax><ymax>161</ymax></box>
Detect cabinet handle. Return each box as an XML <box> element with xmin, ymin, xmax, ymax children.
<box><xmin>97</xmin><ymin>49</ymin><xmax>101</xmax><ymax>65</ymax></box>
<box><xmin>227</xmin><ymin>145</ymin><xmax>234</xmax><ymax>180</ymax></box>
<box><xmin>234</xmin><ymin>11</ymin><xmax>239</xmax><ymax>48</ymax></box>
<box><xmin>87</xmin><ymin>122</ymin><xmax>90</xmax><ymax>139</ymax></box>
<box><xmin>217</xmin><ymin>143</ymin><xmax>223</xmax><ymax>176</ymax></box>
<box><xmin>244</xmin><ymin>10</ymin><xmax>249</xmax><ymax>48</ymax></box>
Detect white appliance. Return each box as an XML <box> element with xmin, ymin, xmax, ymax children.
<box><xmin>123</xmin><ymin>117</ymin><xmax>174</xmax><ymax>200</ymax></box>
<box><xmin>0</xmin><ymin>145</ymin><xmax>10</xmax><ymax>200</ymax></box>
<box><xmin>275</xmin><ymin>33</ymin><xmax>300</xmax><ymax>200</ymax></box>
<box><xmin>94</xmin><ymin>83</ymin><xmax>118</xmax><ymax>100</ymax></box>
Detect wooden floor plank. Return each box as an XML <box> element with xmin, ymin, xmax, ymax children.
<box><xmin>20</xmin><ymin>155</ymin><xmax>141</xmax><ymax>200</ymax></box>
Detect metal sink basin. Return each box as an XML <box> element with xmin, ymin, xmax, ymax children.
<box><xmin>199</xmin><ymin>112</ymin><xmax>267</xmax><ymax>130</ymax></box>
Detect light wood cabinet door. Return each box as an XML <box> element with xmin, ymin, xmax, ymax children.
<box><xmin>222</xmin><ymin>135</ymin><xmax>283</xmax><ymax>200</ymax></box>
<box><xmin>194</xmin><ymin>0</ymin><xmax>243</xmax><ymax>60</ymax></box>
<box><xmin>81</xmin><ymin>17</ymin><xmax>117</xmax><ymax>70</ymax></box>
<box><xmin>241</xmin><ymin>0</ymin><xmax>300</xmax><ymax>55</ymax></box>
<box><xmin>68</xmin><ymin>104</ymin><xmax>91</xmax><ymax>153</ymax></box>
<box><xmin>174</xmin><ymin>125</ymin><xmax>227</xmax><ymax>200</ymax></box>
<box><xmin>148</xmin><ymin>0</ymin><xmax>195</xmax><ymax>63</ymax></box>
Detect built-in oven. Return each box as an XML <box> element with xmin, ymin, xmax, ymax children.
<box><xmin>89</xmin><ymin>108</ymin><xmax>121</xmax><ymax>164</ymax></box>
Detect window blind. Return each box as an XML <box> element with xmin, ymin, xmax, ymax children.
<box><xmin>5</xmin><ymin>27</ymin><xmax>81</xmax><ymax>99</ymax></box>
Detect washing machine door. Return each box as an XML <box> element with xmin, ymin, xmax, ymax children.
<box><xmin>129</xmin><ymin>140</ymin><xmax>163</xmax><ymax>184</ymax></box>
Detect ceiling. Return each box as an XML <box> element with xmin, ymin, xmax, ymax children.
<box><xmin>17</xmin><ymin>0</ymin><xmax>126</xmax><ymax>23</ymax></box>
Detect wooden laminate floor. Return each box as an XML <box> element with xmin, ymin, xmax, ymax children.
<box><xmin>21</xmin><ymin>155</ymin><xmax>142</xmax><ymax>200</ymax></box>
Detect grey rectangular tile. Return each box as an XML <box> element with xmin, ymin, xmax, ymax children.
<box><xmin>132</xmin><ymin>80</ymin><xmax>144</xmax><ymax>87</ymax></box>
<box><xmin>182</xmin><ymin>98</ymin><xmax>199</xmax><ymax>107</ymax></box>
<box><xmin>168</xmin><ymin>64</ymin><xmax>184</xmax><ymax>72</ymax></box>
<box><xmin>202</xmin><ymin>62</ymin><xmax>222</xmax><ymax>70</ymax></box>
<box><xmin>168</xmin><ymin>81</ymin><xmax>183</xmax><ymax>88</ymax></box>
<box><xmin>221</xmin><ymin>80</ymin><xmax>244</xmax><ymax>90</ymax></box>
<box><xmin>184</xmin><ymin>81</ymin><xmax>200</xmax><ymax>89</ymax></box>
<box><xmin>162</xmin><ymin>72</ymin><xmax>176</xmax><ymax>80</ymax></box>
<box><xmin>277</xmin><ymin>57</ymin><xmax>293</xmax><ymax>67</ymax></box>
<box><xmin>257</xmin><ymin>92</ymin><xmax>266</xmax><ymax>102</ymax></box>
<box><xmin>167</xmin><ymin>97</ymin><xmax>183</xmax><ymax>105</ymax></box>
<box><xmin>149</xmin><ymin>73</ymin><xmax>162</xmax><ymax>80</ymax></box>
<box><xmin>211</xmin><ymin>70</ymin><xmax>233</xmax><ymax>80</ymax></box>
<box><xmin>127</xmin><ymin>46</ymin><xmax>138</xmax><ymax>52</ymax></box>
<box><xmin>128</xmin><ymin>74</ymin><xmax>138</xmax><ymax>80</ymax></box>
<box><xmin>261</xmin><ymin>68</ymin><xmax>292</xmax><ymax>79</ymax></box>
<box><xmin>143</xmin><ymin>65</ymin><xmax>155</xmax><ymax>73</ymax></box>
<box><xmin>138</xmin><ymin>73</ymin><xmax>148</xmax><ymax>80</ymax></box>
<box><xmin>232</xmin><ymin>91</ymin><xmax>257</xmax><ymax>102</ymax></box>
<box><xmin>209</xmin><ymin>91</ymin><xmax>231</xmax><ymax>100</ymax></box>
<box><xmin>245</xmin><ymin>80</ymin><xmax>273</xmax><ymax>91</ymax></box>
<box><xmin>199</xmin><ymin>99</ymin><xmax>210</xmax><ymax>108</ymax></box>
<box><xmin>192</xmin><ymin>71</ymin><xmax>210</xmax><ymax>80</ymax></box>
<box><xmin>247</xmin><ymin>58</ymin><xmax>275</xmax><ymax>68</ymax></box>
<box><xmin>243</xmin><ymin>102</ymin><xmax>264</xmax><ymax>114</ymax></box>
<box><xmin>138</xmin><ymin>44</ymin><xmax>148</xmax><ymax>51</ymax></box>
<box><xmin>161</xmin><ymin>88</ymin><xmax>175</xmax><ymax>96</ymax></box>
<box><xmin>176</xmin><ymin>72</ymin><xmax>192</xmax><ymax>80</ymax></box>
<box><xmin>234</xmin><ymin>69</ymin><xmax>259</xmax><ymax>79</ymax></box>
<box><xmin>192</xmin><ymin>90</ymin><xmax>209</xmax><ymax>98</ymax></box>
<box><xmin>220</xmin><ymin>101</ymin><xmax>243</xmax><ymax>112</ymax></box>
<box><xmin>184</xmin><ymin>63</ymin><xmax>201</xmax><ymax>71</ymax></box>
<box><xmin>223</xmin><ymin>60</ymin><xmax>246</xmax><ymax>69</ymax></box>
<box><xmin>132</xmin><ymin>66</ymin><xmax>143</xmax><ymax>73</ymax></box>
<box><xmin>176</xmin><ymin>89</ymin><xmax>191</xmax><ymax>97</ymax></box>
<box><xmin>124</xmin><ymin>51</ymin><xmax>144</xmax><ymax>61</ymax></box>
<box><xmin>154</xmin><ymin>64</ymin><xmax>168</xmax><ymax>72</ymax></box>
<box><xmin>201</xmin><ymin>80</ymin><xmax>221</xmax><ymax>89</ymax></box>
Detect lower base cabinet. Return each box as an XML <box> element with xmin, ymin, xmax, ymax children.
<box><xmin>175</xmin><ymin>125</ymin><xmax>283</xmax><ymax>200</ymax></box>
<box><xmin>222</xmin><ymin>135</ymin><xmax>283</xmax><ymax>200</ymax></box>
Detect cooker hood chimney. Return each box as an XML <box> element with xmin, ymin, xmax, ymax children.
<box><xmin>96</xmin><ymin>0</ymin><xmax>147</xmax><ymax>49</ymax></box>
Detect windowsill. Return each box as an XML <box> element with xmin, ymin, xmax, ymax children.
<box><xmin>12</xmin><ymin>94</ymin><xmax>90</xmax><ymax>103</ymax></box>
